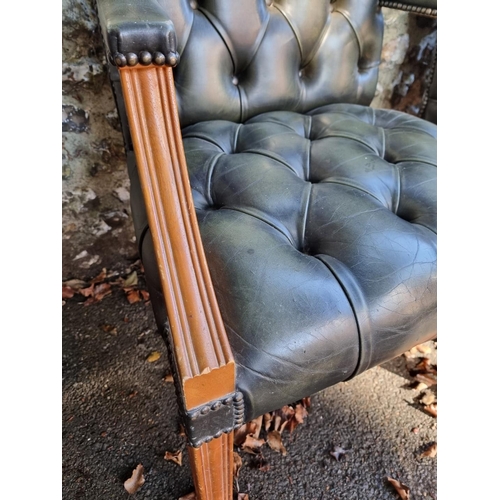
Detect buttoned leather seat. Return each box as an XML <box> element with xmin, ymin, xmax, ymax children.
<box><xmin>132</xmin><ymin>102</ymin><xmax>436</xmax><ymax>420</ymax></box>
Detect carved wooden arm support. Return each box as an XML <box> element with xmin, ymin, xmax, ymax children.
<box><xmin>119</xmin><ymin>65</ymin><xmax>239</xmax><ymax>439</ymax></box>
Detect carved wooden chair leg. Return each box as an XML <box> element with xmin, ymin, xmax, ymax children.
<box><xmin>188</xmin><ymin>432</ymin><xmax>234</xmax><ymax>500</ymax></box>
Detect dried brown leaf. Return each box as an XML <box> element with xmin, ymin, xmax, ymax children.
<box><xmin>164</xmin><ymin>450</ymin><xmax>183</xmax><ymax>466</ymax></box>
<box><xmin>267</xmin><ymin>430</ymin><xmax>287</xmax><ymax>456</ymax></box>
<box><xmin>122</xmin><ymin>270</ymin><xmax>138</xmax><ymax>287</ymax></box>
<box><xmin>63</xmin><ymin>279</ymin><xmax>87</xmax><ymax>290</ymax></box>
<box><xmin>423</xmin><ymin>403</ymin><xmax>437</xmax><ymax>418</ymax></box>
<box><xmin>94</xmin><ymin>282</ymin><xmax>112</xmax><ymax>301</ymax></box>
<box><xmin>241</xmin><ymin>434</ymin><xmax>266</xmax><ymax>455</ymax></box>
<box><xmin>140</xmin><ymin>289</ymin><xmax>150</xmax><ymax>301</ymax></box>
<box><xmin>80</xmin><ymin>284</ymin><xmax>95</xmax><ymax>297</ymax></box>
<box><xmin>420</xmin><ymin>390</ymin><xmax>436</xmax><ymax>406</ymax></box>
<box><xmin>387</xmin><ymin>477</ymin><xmax>410</xmax><ymax>500</ymax></box>
<box><xmin>412</xmin><ymin>382</ymin><xmax>429</xmax><ymax>392</ymax></box>
<box><xmin>233</xmin><ymin>452</ymin><xmax>243</xmax><ymax>478</ymax></box>
<box><xmin>147</xmin><ymin>351</ymin><xmax>161</xmax><ymax>363</ymax></box>
<box><xmin>253</xmin><ymin>415</ymin><xmax>263</xmax><ymax>439</ymax></box>
<box><xmin>294</xmin><ymin>404</ymin><xmax>308</xmax><ymax>424</ymax></box>
<box><xmin>301</xmin><ymin>397</ymin><xmax>311</xmax><ymax>408</ymax></box>
<box><xmin>100</xmin><ymin>324</ymin><xmax>117</xmax><ymax>335</ymax></box>
<box><xmin>330</xmin><ymin>446</ymin><xmax>346</xmax><ymax>461</ymax></box>
<box><xmin>124</xmin><ymin>464</ymin><xmax>145</xmax><ymax>494</ymax></box>
<box><xmin>234</xmin><ymin>424</ymin><xmax>249</xmax><ymax>446</ymax></box>
<box><xmin>414</xmin><ymin>373</ymin><xmax>437</xmax><ymax>387</ymax></box>
<box><xmin>263</xmin><ymin>413</ymin><xmax>272</xmax><ymax>432</ymax></box>
<box><xmin>414</xmin><ymin>358</ymin><xmax>437</xmax><ymax>375</ymax></box>
<box><xmin>62</xmin><ymin>285</ymin><xmax>75</xmax><ymax>299</ymax></box>
<box><xmin>420</xmin><ymin>442</ymin><xmax>437</xmax><ymax>458</ymax></box>
<box><xmin>178</xmin><ymin>492</ymin><xmax>196</xmax><ymax>500</ymax></box>
<box><xmin>91</xmin><ymin>268</ymin><xmax>107</xmax><ymax>284</ymax></box>
<box><xmin>163</xmin><ymin>374</ymin><xmax>174</xmax><ymax>383</ymax></box>
<box><xmin>415</xmin><ymin>343</ymin><xmax>432</xmax><ymax>354</ymax></box>
<box><xmin>126</xmin><ymin>289</ymin><xmax>141</xmax><ymax>304</ymax></box>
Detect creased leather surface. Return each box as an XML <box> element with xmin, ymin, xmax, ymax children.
<box><xmin>130</xmin><ymin>103</ymin><xmax>437</xmax><ymax>420</ymax></box>
<box><xmin>159</xmin><ymin>0</ymin><xmax>384</xmax><ymax>127</ymax></box>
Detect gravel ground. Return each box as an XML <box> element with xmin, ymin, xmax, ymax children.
<box><xmin>62</xmin><ymin>290</ymin><xmax>437</xmax><ymax>500</ymax></box>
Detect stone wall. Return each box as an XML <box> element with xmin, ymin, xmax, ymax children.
<box><xmin>62</xmin><ymin>0</ymin><xmax>436</xmax><ymax>279</ymax></box>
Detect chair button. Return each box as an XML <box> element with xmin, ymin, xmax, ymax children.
<box><xmin>232</xmin><ymin>76</ymin><xmax>239</xmax><ymax>86</ymax></box>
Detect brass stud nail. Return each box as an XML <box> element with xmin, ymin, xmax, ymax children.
<box><xmin>139</xmin><ymin>51</ymin><xmax>152</xmax><ymax>65</ymax></box>
<box><xmin>114</xmin><ymin>53</ymin><xmax>127</xmax><ymax>67</ymax></box>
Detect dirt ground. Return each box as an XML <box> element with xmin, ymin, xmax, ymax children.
<box><xmin>62</xmin><ymin>281</ymin><xmax>437</xmax><ymax>500</ymax></box>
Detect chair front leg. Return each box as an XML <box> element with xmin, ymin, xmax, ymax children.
<box><xmin>188</xmin><ymin>432</ymin><xmax>234</xmax><ymax>500</ymax></box>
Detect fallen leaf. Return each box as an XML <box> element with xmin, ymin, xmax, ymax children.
<box><xmin>330</xmin><ymin>446</ymin><xmax>347</xmax><ymax>461</ymax></box>
<box><xmin>387</xmin><ymin>477</ymin><xmax>410</xmax><ymax>500</ymax></box>
<box><xmin>100</xmin><ymin>324</ymin><xmax>117</xmax><ymax>335</ymax></box>
<box><xmin>94</xmin><ymin>283</ymin><xmax>112</xmax><ymax>300</ymax></box>
<box><xmin>423</xmin><ymin>403</ymin><xmax>437</xmax><ymax>418</ymax></box>
<box><xmin>63</xmin><ymin>279</ymin><xmax>87</xmax><ymax>290</ymax></box>
<box><xmin>62</xmin><ymin>285</ymin><xmax>74</xmax><ymax>299</ymax></box>
<box><xmin>80</xmin><ymin>284</ymin><xmax>95</xmax><ymax>297</ymax></box>
<box><xmin>164</xmin><ymin>450</ymin><xmax>182</xmax><ymax>466</ymax></box>
<box><xmin>123</xmin><ymin>271</ymin><xmax>138</xmax><ymax>287</ymax></box>
<box><xmin>263</xmin><ymin>413</ymin><xmax>272</xmax><ymax>432</ymax></box>
<box><xmin>147</xmin><ymin>351</ymin><xmax>161</xmax><ymax>363</ymax></box>
<box><xmin>91</xmin><ymin>268</ymin><xmax>107</xmax><ymax>284</ymax></box>
<box><xmin>241</xmin><ymin>434</ymin><xmax>266</xmax><ymax>455</ymax></box>
<box><xmin>140</xmin><ymin>290</ymin><xmax>150</xmax><ymax>301</ymax></box>
<box><xmin>420</xmin><ymin>442</ymin><xmax>437</xmax><ymax>458</ymax></box>
<box><xmin>178</xmin><ymin>492</ymin><xmax>196</xmax><ymax>500</ymax></box>
<box><xmin>126</xmin><ymin>289</ymin><xmax>141</xmax><ymax>304</ymax></box>
<box><xmin>416</xmin><ymin>343</ymin><xmax>432</xmax><ymax>354</ymax></box>
<box><xmin>414</xmin><ymin>358</ymin><xmax>437</xmax><ymax>375</ymax></box>
<box><xmin>420</xmin><ymin>390</ymin><xmax>436</xmax><ymax>406</ymax></box>
<box><xmin>233</xmin><ymin>452</ymin><xmax>243</xmax><ymax>478</ymax></box>
<box><xmin>301</xmin><ymin>397</ymin><xmax>311</xmax><ymax>408</ymax></box>
<box><xmin>414</xmin><ymin>373</ymin><xmax>437</xmax><ymax>387</ymax></box>
<box><xmin>412</xmin><ymin>382</ymin><xmax>429</xmax><ymax>392</ymax></box>
<box><xmin>124</xmin><ymin>464</ymin><xmax>145</xmax><ymax>494</ymax></box>
<box><xmin>267</xmin><ymin>430</ymin><xmax>287</xmax><ymax>456</ymax></box>
<box><xmin>253</xmin><ymin>415</ymin><xmax>263</xmax><ymax>439</ymax></box>
<box><xmin>293</xmin><ymin>404</ymin><xmax>308</xmax><ymax>424</ymax></box>
<box><xmin>163</xmin><ymin>374</ymin><xmax>174</xmax><ymax>383</ymax></box>
<box><xmin>238</xmin><ymin>494</ymin><xmax>249</xmax><ymax>500</ymax></box>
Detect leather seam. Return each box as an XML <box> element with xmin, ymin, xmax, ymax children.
<box><xmin>273</xmin><ymin>4</ymin><xmax>303</xmax><ymax>61</ymax></box>
<box><xmin>319</xmin><ymin>179</ymin><xmax>386</xmax><ymax>207</ymax></box>
<box><xmin>335</xmin><ymin>9</ymin><xmax>362</xmax><ymax>60</ymax></box>
<box><xmin>300</xmin><ymin>183</ymin><xmax>313</xmax><ymax>252</ymax></box>
<box><xmin>220</xmin><ymin>206</ymin><xmax>295</xmax><ymax>247</ymax></box>
<box><xmin>313</xmin><ymin>255</ymin><xmax>367</xmax><ymax>380</ymax></box>
<box><xmin>207</xmin><ymin>153</ymin><xmax>225</xmax><ymax>207</ymax></box>
<box><xmin>394</xmin><ymin>163</ymin><xmax>402</xmax><ymax>215</ymax></box>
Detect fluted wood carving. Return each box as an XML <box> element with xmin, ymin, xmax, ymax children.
<box><xmin>119</xmin><ymin>65</ymin><xmax>235</xmax><ymax>410</ymax></box>
<box><xmin>188</xmin><ymin>433</ymin><xmax>234</xmax><ymax>500</ymax></box>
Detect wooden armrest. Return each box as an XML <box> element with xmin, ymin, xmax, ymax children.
<box><xmin>118</xmin><ymin>65</ymin><xmax>236</xmax><ymax>412</ymax></box>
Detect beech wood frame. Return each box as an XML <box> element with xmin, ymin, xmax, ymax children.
<box><xmin>119</xmin><ymin>64</ymin><xmax>235</xmax><ymax>500</ymax></box>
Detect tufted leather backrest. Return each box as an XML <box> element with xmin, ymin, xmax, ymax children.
<box><xmin>161</xmin><ymin>0</ymin><xmax>384</xmax><ymax>127</ymax></box>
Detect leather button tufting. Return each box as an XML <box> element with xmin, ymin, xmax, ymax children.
<box><xmin>298</xmin><ymin>69</ymin><xmax>303</xmax><ymax>78</ymax></box>
<box><xmin>265</xmin><ymin>0</ymin><xmax>273</xmax><ymax>7</ymax></box>
<box><xmin>189</xmin><ymin>0</ymin><xmax>197</xmax><ymax>9</ymax></box>
<box><xmin>232</xmin><ymin>76</ymin><xmax>239</xmax><ymax>86</ymax></box>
